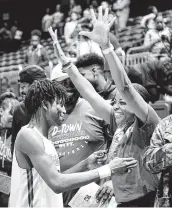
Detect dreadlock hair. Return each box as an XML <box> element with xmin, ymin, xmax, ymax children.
<box><xmin>24</xmin><ymin>79</ymin><xmax>67</xmax><ymax>118</ymax></box>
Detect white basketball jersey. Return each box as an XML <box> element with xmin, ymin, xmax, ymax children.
<box><xmin>9</xmin><ymin>126</ymin><xmax>63</xmax><ymax>207</ymax></box>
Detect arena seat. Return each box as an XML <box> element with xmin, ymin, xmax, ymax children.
<box><xmin>125</xmin><ymin>52</ymin><xmax>152</xmax><ymax>66</ymax></box>
<box><xmin>151</xmin><ymin>101</ymin><xmax>170</xmax><ymax>119</ymax></box>
<box><xmin>0</xmin><ymin>10</ymin><xmax>172</xmax><ymax>85</ymax></box>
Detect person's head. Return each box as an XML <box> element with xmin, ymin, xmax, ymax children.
<box><xmin>30</xmin><ymin>30</ymin><xmax>42</xmax><ymax>48</ymax></box>
<box><xmin>155</xmin><ymin>15</ymin><xmax>165</xmax><ymax>31</ymax></box>
<box><xmin>75</xmin><ymin>53</ymin><xmax>105</xmax><ymax>88</ymax></box>
<box><xmin>101</xmin><ymin>1</ymin><xmax>109</xmax><ymax>10</ymax></box>
<box><xmin>70</xmin><ymin>0</ymin><xmax>75</xmax><ymax>6</ymax></box>
<box><xmin>56</xmin><ymin>4</ymin><xmax>61</xmax><ymax>12</ymax></box>
<box><xmin>147</xmin><ymin>6</ymin><xmax>158</xmax><ymax>15</ymax></box>
<box><xmin>19</xmin><ymin>65</ymin><xmax>47</xmax><ymax>100</ymax></box>
<box><xmin>25</xmin><ymin>79</ymin><xmax>67</xmax><ymax>127</ymax></box>
<box><xmin>1</xmin><ymin>77</ymin><xmax>9</xmax><ymax>93</ymax></box>
<box><xmin>70</xmin><ymin>12</ymin><xmax>78</xmax><ymax>21</ymax></box>
<box><xmin>51</xmin><ymin>66</ymin><xmax>80</xmax><ymax>114</ymax></box>
<box><xmin>112</xmin><ymin>84</ymin><xmax>151</xmax><ymax>126</ymax></box>
<box><xmin>83</xmin><ymin>9</ymin><xmax>91</xmax><ymax>19</ymax></box>
<box><xmin>58</xmin><ymin>78</ymin><xmax>80</xmax><ymax>114</ymax></box>
<box><xmin>0</xmin><ymin>92</ymin><xmax>19</xmax><ymax>129</ymax></box>
<box><xmin>3</xmin><ymin>22</ymin><xmax>9</xmax><ymax>29</ymax></box>
<box><xmin>46</xmin><ymin>8</ymin><xmax>50</xmax><ymax>14</ymax></box>
<box><xmin>92</xmin><ymin>0</ymin><xmax>98</xmax><ymax>8</ymax></box>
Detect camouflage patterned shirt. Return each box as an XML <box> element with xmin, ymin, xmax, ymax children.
<box><xmin>143</xmin><ymin>114</ymin><xmax>172</xmax><ymax>207</ymax></box>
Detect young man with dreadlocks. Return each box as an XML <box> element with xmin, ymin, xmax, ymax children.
<box><xmin>9</xmin><ymin>79</ymin><xmax>137</xmax><ymax>207</ymax></box>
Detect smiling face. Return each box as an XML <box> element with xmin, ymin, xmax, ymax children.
<box><xmin>112</xmin><ymin>90</ymin><xmax>134</xmax><ymax>126</ymax></box>
<box><xmin>45</xmin><ymin>98</ymin><xmax>66</xmax><ymax>126</ymax></box>
<box><xmin>20</xmin><ymin>82</ymin><xmax>31</xmax><ymax>101</ymax></box>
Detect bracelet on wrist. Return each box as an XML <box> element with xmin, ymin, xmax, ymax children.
<box><xmin>53</xmin><ymin>41</ymin><xmax>59</xmax><ymax>46</ymax></box>
<box><xmin>102</xmin><ymin>44</ymin><xmax>114</xmax><ymax>55</ymax></box>
<box><xmin>97</xmin><ymin>165</ymin><xmax>111</xmax><ymax>179</ymax></box>
<box><xmin>62</xmin><ymin>61</ymin><xmax>72</xmax><ymax>68</ymax></box>
<box><xmin>62</xmin><ymin>62</ymin><xmax>73</xmax><ymax>73</ymax></box>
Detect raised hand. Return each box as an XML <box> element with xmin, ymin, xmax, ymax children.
<box><xmin>79</xmin><ymin>6</ymin><xmax>116</xmax><ymax>49</ymax></box>
<box><xmin>108</xmin><ymin>157</ymin><xmax>137</xmax><ymax>175</ymax></box>
<box><xmin>48</xmin><ymin>26</ymin><xmax>69</xmax><ymax>65</ymax></box>
<box><xmin>48</xmin><ymin>27</ymin><xmax>58</xmax><ymax>43</ymax></box>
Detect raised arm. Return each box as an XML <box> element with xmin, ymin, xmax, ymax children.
<box><xmin>79</xmin><ymin>7</ymin><xmax>150</xmax><ymax>123</ymax></box>
<box><xmin>16</xmin><ymin>128</ymin><xmax>137</xmax><ymax>194</ymax></box>
<box><xmin>48</xmin><ymin>27</ymin><xmax>112</xmax><ymax>124</ymax></box>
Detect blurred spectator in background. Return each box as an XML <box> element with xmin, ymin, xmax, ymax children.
<box><xmin>0</xmin><ymin>77</ymin><xmax>13</xmax><ymax>94</ymax></box>
<box><xmin>10</xmin><ymin>20</ymin><xmax>23</xmax><ymax>51</ymax></box>
<box><xmin>80</xmin><ymin>8</ymin><xmax>92</xmax><ymax>23</ymax></box>
<box><xmin>0</xmin><ymin>92</ymin><xmax>19</xmax><ymax>207</ymax></box>
<box><xmin>144</xmin><ymin>14</ymin><xmax>172</xmax><ymax>58</ymax></box>
<box><xmin>69</xmin><ymin>0</ymin><xmax>76</xmax><ymax>10</ymax></box>
<box><xmin>24</xmin><ymin>29</ymin><xmax>53</xmax><ymax>77</ymax></box>
<box><xmin>42</xmin><ymin>8</ymin><xmax>53</xmax><ymax>38</ymax></box>
<box><xmin>77</xmin><ymin>35</ymin><xmax>102</xmax><ymax>57</ymax></box>
<box><xmin>141</xmin><ymin>6</ymin><xmax>158</xmax><ymax>29</ymax></box>
<box><xmin>108</xmin><ymin>11</ymin><xmax>118</xmax><ymax>35</ymax></box>
<box><xmin>90</xmin><ymin>0</ymin><xmax>99</xmax><ymax>11</ymax></box>
<box><xmin>64</xmin><ymin>12</ymin><xmax>79</xmax><ymax>45</ymax></box>
<box><xmin>2</xmin><ymin>12</ymin><xmax>10</xmax><ymax>22</ymax></box>
<box><xmin>70</xmin><ymin>0</ymin><xmax>82</xmax><ymax>17</ymax></box>
<box><xmin>101</xmin><ymin>1</ymin><xmax>110</xmax><ymax>12</ymax></box>
<box><xmin>0</xmin><ymin>22</ymin><xmax>12</xmax><ymax>52</ymax></box>
<box><xmin>52</xmin><ymin>4</ymin><xmax>64</xmax><ymax>37</ymax></box>
<box><xmin>113</xmin><ymin>0</ymin><xmax>131</xmax><ymax>30</ymax></box>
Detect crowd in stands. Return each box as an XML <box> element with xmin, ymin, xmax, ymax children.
<box><xmin>1</xmin><ymin>0</ymin><xmax>172</xmax><ymax>207</ymax></box>
<box><xmin>0</xmin><ymin>12</ymin><xmax>23</xmax><ymax>53</ymax></box>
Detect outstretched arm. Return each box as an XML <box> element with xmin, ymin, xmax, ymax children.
<box><xmin>48</xmin><ymin>27</ymin><xmax>112</xmax><ymax>124</ymax></box>
<box><xmin>79</xmin><ymin>7</ymin><xmax>150</xmax><ymax>123</ymax></box>
<box><xmin>16</xmin><ymin>128</ymin><xmax>137</xmax><ymax>194</ymax></box>
<box><xmin>63</xmin><ymin>150</ymin><xmax>107</xmax><ymax>174</ymax></box>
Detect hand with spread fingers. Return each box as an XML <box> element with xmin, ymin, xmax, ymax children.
<box><xmin>95</xmin><ymin>180</ymin><xmax>114</xmax><ymax>205</ymax></box>
<box><xmin>109</xmin><ymin>157</ymin><xmax>137</xmax><ymax>175</ymax></box>
<box><xmin>87</xmin><ymin>150</ymin><xmax>108</xmax><ymax>170</ymax></box>
<box><xmin>79</xmin><ymin>6</ymin><xmax>116</xmax><ymax>49</ymax></box>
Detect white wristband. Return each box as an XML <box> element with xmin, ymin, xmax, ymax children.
<box><xmin>102</xmin><ymin>44</ymin><xmax>114</xmax><ymax>55</ymax></box>
<box><xmin>97</xmin><ymin>165</ymin><xmax>111</xmax><ymax>179</ymax></box>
